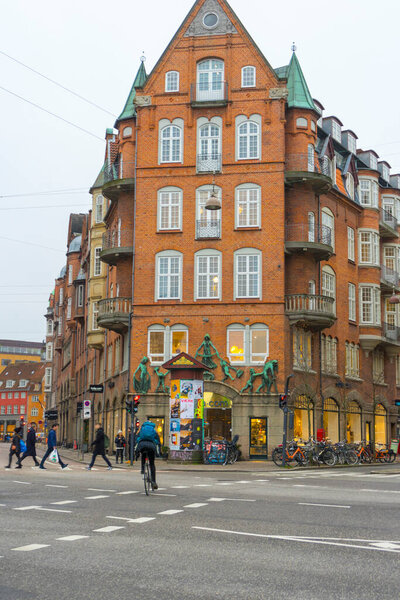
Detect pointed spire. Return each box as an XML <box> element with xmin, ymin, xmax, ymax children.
<box><xmin>115</xmin><ymin>59</ymin><xmax>148</xmax><ymax>125</ymax></box>
<box><xmin>286</xmin><ymin>49</ymin><xmax>315</xmax><ymax>111</ymax></box>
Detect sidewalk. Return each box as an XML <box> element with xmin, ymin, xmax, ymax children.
<box><xmin>34</xmin><ymin>444</ymin><xmax>399</xmax><ymax>473</ymax></box>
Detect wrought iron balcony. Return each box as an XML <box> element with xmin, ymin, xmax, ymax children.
<box><xmin>285</xmin><ymin>294</ymin><xmax>336</xmax><ymax>331</ymax></box>
<box><xmin>100</xmin><ymin>229</ymin><xmax>133</xmax><ymax>265</ymax></box>
<box><xmin>102</xmin><ymin>161</ymin><xmax>135</xmax><ymax>202</ymax></box>
<box><xmin>196</xmin><ymin>219</ymin><xmax>221</xmax><ymax>240</ymax></box>
<box><xmin>379</xmin><ymin>208</ymin><xmax>398</xmax><ymax>238</ymax></box>
<box><xmin>190</xmin><ymin>82</ymin><xmax>228</xmax><ymax>107</ymax></box>
<box><xmin>285</xmin><ymin>153</ymin><xmax>332</xmax><ymax>192</ymax></box>
<box><xmin>380</xmin><ymin>265</ymin><xmax>400</xmax><ymax>292</ymax></box>
<box><xmin>285</xmin><ymin>223</ymin><xmax>333</xmax><ymax>261</ymax></box>
<box><xmin>197</xmin><ymin>154</ymin><xmax>222</xmax><ymax>173</ymax></box>
<box><xmin>97</xmin><ymin>297</ymin><xmax>131</xmax><ymax>334</ymax></box>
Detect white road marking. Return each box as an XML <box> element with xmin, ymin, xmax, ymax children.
<box><xmin>371</xmin><ymin>542</ymin><xmax>400</xmax><ymax>549</ymax></box>
<box><xmin>194</xmin><ymin>484</ymin><xmax>212</xmax><ymax>487</ymax></box>
<box><xmin>208</xmin><ymin>498</ymin><xmax>226</xmax><ymax>502</ymax></box>
<box><xmin>236</xmin><ymin>480</ymin><xmax>251</xmax><ymax>484</ymax></box>
<box><xmin>157</xmin><ymin>488</ymin><xmax>168</xmax><ymax>491</ymax></box>
<box><xmin>46</xmin><ymin>484</ymin><xmax>68</xmax><ymax>488</ymax></box>
<box><xmin>51</xmin><ymin>500</ymin><xmax>77</xmax><ymax>505</ymax></box>
<box><xmin>208</xmin><ymin>497</ymin><xmax>255</xmax><ymax>503</ymax></box>
<box><xmin>0</xmin><ymin>504</ymin><xmax>6</xmax><ymax>507</ymax></box>
<box><xmin>84</xmin><ymin>495</ymin><xmax>110</xmax><ymax>500</ymax></box>
<box><xmin>87</xmin><ymin>488</ymin><xmax>117</xmax><ymax>492</ymax></box>
<box><xmin>106</xmin><ymin>516</ymin><xmax>133</xmax><ymax>521</ymax></box>
<box><xmin>293</xmin><ymin>485</ymin><xmax>321</xmax><ymax>488</ymax></box>
<box><xmin>254</xmin><ymin>479</ymin><xmax>269</xmax><ymax>482</ymax></box>
<box><xmin>184</xmin><ymin>503</ymin><xmax>208</xmax><ymax>508</ymax></box>
<box><xmin>56</xmin><ymin>535</ymin><xmax>89</xmax><ymax>541</ymax></box>
<box><xmin>116</xmin><ymin>491</ymin><xmax>139</xmax><ymax>495</ymax></box>
<box><xmin>35</xmin><ymin>507</ymin><xmax>72</xmax><ymax>513</ymax></box>
<box><xmin>192</xmin><ymin>527</ymin><xmax>400</xmax><ymax>554</ymax></box>
<box><xmin>94</xmin><ymin>526</ymin><xmax>125</xmax><ymax>533</ymax></box>
<box><xmin>13</xmin><ymin>505</ymin><xmax>40</xmax><ymax>511</ymax></box>
<box><xmin>128</xmin><ymin>517</ymin><xmax>156</xmax><ymax>524</ymax></box>
<box><xmin>361</xmin><ymin>489</ymin><xmax>400</xmax><ymax>494</ymax></box>
<box><xmin>171</xmin><ymin>485</ymin><xmax>189</xmax><ymax>489</ymax></box>
<box><xmin>216</xmin><ymin>482</ymin><xmax>233</xmax><ymax>486</ymax></box>
<box><xmin>158</xmin><ymin>509</ymin><xmax>184</xmax><ymax>515</ymax></box>
<box><xmin>12</xmin><ymin>544</ymin><xmax>50</xmax><ymax>552</ymax></box>
<box><xmin>142</xmin><ymin>493</ymin><xmax>177</xmax><ymax>497</ymax></box>
<box><xmin>298</xmin><ymin>503</ymin><xmax>351</xmax><ymax>509</ymax></box>
<box><xmin>13</xmin><ymin>481</ymin><xmax>31</xmax><ymax>485</ymax></box>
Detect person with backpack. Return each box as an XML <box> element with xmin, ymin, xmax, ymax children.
<box><xmin>135</xmin><ymin>421</ymin><xmax>161</xmax><ymax>489</ymax></box>
<box><xmin>17</xmin><ymin>422</ymin><xmax>40</xmax><ymax>467</ymax></box>
<box><xmin>5</xmin><ymin>427</ymin><xmax>22</xmax><ymax>469</ymax></box>
<box><xmin>87</xmin><ymin>423</ymin><xmax>112</xmax><ymax>470</ymax></box>
<box><xmin>114</xmin><ymin>430</ymin><xmax>125</xmax><ymax>464</ymax></box>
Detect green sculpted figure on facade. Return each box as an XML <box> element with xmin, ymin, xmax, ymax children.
<box><xmin>240</xmin><ymin>359</ymin><xmax>279</xmax><ymax>395</ymax></box>
<box><xmin>240</xmin><ymin>368</ymin><xmax>258</xmax><ymax>393</ymax></box>
<box><xmin>133</xmin><ymin>357</ymin><xmax>151</xmax><ymax>393</ymax></box>
<box><xmin>153</xmin><ymin>367</ymin><xmax>169</xmax><ymax>394</ymax></box>
<box><xmin>220</xmin><ymin>357</ymin><xmax>244</xmax><ymax>382</ymax></box>
<box><xmin>195</xmin><ymin>334</ymin><xmax>220</xmax><ymax>369</ymax></box>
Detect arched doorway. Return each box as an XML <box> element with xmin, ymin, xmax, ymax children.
<box><xmin>346</xmin><ymin>401</ymin><xmax>362</xmax><ymax>443</ymax></box>
<box><xmin>374</xmin><ymin>403</ymin><xmax>387</xmax><ymax>445</ymax></box>
<box><xmin>294</xmin><ymin>395</ymin><xmax>314</xmax><ymax>441</ymax></box>
<box><xmin>203</xmin><ymin>392</ymin><xmax>232</xmax><ymax>440</ymax></box>
<box><xmin>323</xmin><ymin>398</ymin><xmax>340</xmax><ymax>443</ymax></box>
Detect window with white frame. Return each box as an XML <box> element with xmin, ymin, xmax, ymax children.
<box><xmin>46</xmin><ymin>320</ymin><xmax>53</xmax><ymax>336</ymax></box>
<box><xmin>369</xmin><ymin>154</ymin><xmax>378</xmax><ymax>171</ymax></box>
<box><xmin>348</xmin><ymin>283</ymin><xmax>356</xmax><ymax>321</ymax></box>
<box><xmin>67</xmin><ymin>297</ymin><xmax>72</xmax><ymax>319</ymax></box>
<box><xmin>6</xmin><ymin>380</ymin><xmax>14</xmax><ymax>388</ymax></box>
<box><xmin>241</xmin><ymin>66</ymin><xmax>256</xmax><ymax>87</ymax></box>
<box><xmin>198</xmin><ymin>123</ymin><xmax>221</xmax><ymax>165</ymax></box>
<box><xmin>196</xmin><ymin>186</ymin><xmax>222</xmax><ymax>223</ymax></box>
<box><xmin>360</xmin><ymin>285</ymin><xmax>381</xmax><ymax>325</ymax></box>
<box><xmin>94</xmin><ymin>247</ymin><xmax>102</xmax><ymax>276</ymax></box>
<box><xmin>58</xmin><ymin>315</ymin><xmax>63</xmax><ymax>336</ymax></box>
<box><xmin>197</xmin><ymin>59</ymin><xmax>224</xmax><ymax>100</ymax></box>
<box><xmin>161</xmin><ymin>125</ymin><xmax>182</xmax><ymax>163</ymax></box>
<box><xmin>250</xmin><ymin>324</ymin><xmax>269</xmax><ymax>364</ymax></box>
<box><xmin>308</xmin><ymin>212</ymin><xmax>315</xmax><ymax>242</ymax></box>
<box><xmin>0</xmin><ymin>406</ymin><xmax>4</xmax><ymax>415</ymax></box>
<box><xmin>157</xmin><ymin>188</ymin><xmax>182</xmax><ymax>231</ymax></box>
<box><xmin>234</xmin><ymin>249</ymin><xmax>261</xmax><ymax>299</ymax></box>
<box><xmin>68</xmin><ymin>265</ymin><xmax>73</xmax><ymax>285</ymax></box>
<box><xmin>156</xmin><ymin>251</ymin><xmax>182</xmax><ymax>300</ymax></box>
<box><xmin>321</xmin><ymin>334</ymin><xmax>337</xmax><ymax>374</ymax></box>
<box><xmin>346</xmin><ymin>173</ymin><xmax>355</xmax><ymax>199</ymax></box>
<box><xmin>358</xmin><ymin>230</ymin><xmax>379</xmax><ymax>265</ymax></box>
<box><xmin>396</xmin><ymin>355</ymin><xmax>400</xmax><ymax>386</ymax></box>
<box><xmin>92</xmin><ymin>302</ymin><xmax>99</xmax><ymax>330</ymax></box>
<box><xmin>345</xmin><ymin>342</ymin><xmax>360</xmax><ymax>378</ymax></box>
<box><xmin>297</xmin><ymin>117</ymin><xmax>308</xmax><ymax>128</ymax></box>
<box><xmin>322</xmin><ymin>266</ymin><xmax>336</xmax><ymax>313</ymax></box>
<box><xmin>171</xmin><ymin>325</ymin><xmax>188</xmax><ymax>356</ymax></box>
<box><xmin>45</xmin><ymin>367</ymin><xmax>52</xmax><ymax>389</ymax></box>
<box><xmin>347</xmin><ymin>227</ymin><xmax>355</xmax><ymax>261</ymax></box>
<box><xmin>347</xmin><ymin>135</ymin><xmax>356</xmax><ymax>154</ymax></box>
<box><xmin>195</xmin><ymin>250</ymin><xmax>221</xmax><ymax>300</ymax></box>
<box><xmin>147</xmin><ymin>324</ymin><xmax>188</xmax><ymax>364</ymax></box>
<box><xmin>46</xmin><ymin>342</ymin><xmax>53</xmax><ymax>362</ymax></box>
<box><xmin>293</xmin><ymin>327</ymin><xmax>312</xmax><ymax>370</ymax></box>
<box><xmin>321</xmin><ymin>207</ymin><xmax>335</xmax><ymax>250</ymax></box>
<box><xmin>235</xmin><ymin>185</ymin><xmax>261</xmax><ymax>228</ymax></box>
<box><xmin>13</xmin><ymin>405</ymin><xmax>18</xmax><ymax>415</ymax></box>
<box><xmin>32</xmin><ymin>395</ymin><xmax>39</xmax><ymax>402</ymax></box>
<box><xmin>95</xmin><ymin>195</ymin><xmax>104</xmax><ymax>223</ymax></box>
<box><xmin>20</xmin><ymin>392</ymin><xmax>26</xmax><ymax>399</ymax></box>
<box><xmin>307</xmin><ymin>144</ymin><xmax>315</xmax><ymax>172</ymax></box>
<box><xmin>77</xmin><ymin>284</ymin><xmax>84</xmax><ymax>307</ymax></box>
<box><xmin>165</xmin><ymin>71</ymin><xmax>179</xmax><ymax>92</ymax></box>
<box><xmin>31</xmin><ymin>407</ymin><xmax>39</xmax><ymax>417</ymax></box>
<box><xmin>372</xmin><ymin>350</ymin><xmax>385</xmax><ymax>383</ymax></box>
<box><xmin>148</xmin><ymin>326</ymin><xmax>166</xmax><ymax>364</ymax></box>
<box><xmin>359</xmin><ymin>178</ymin><xmax>379</xmax><ymax>207</ymax></box>
<box><xmin>236</xmin><ymin>116</ymin><xmax>261</xmax><ymax>160</ymax></box>
<box><xmin>59</xmin><ymin>288</ymin><xmax>63</xmax><ymax>306</ymax></box>
<box><xmin>226</xmin><ymin>323</ymin><xmax>268</xmax><ymax>365</ymax></box>
<box><xmin>14</xmin><ymin>392</ymin><xmax>19</xmax><ymax>399</ymax></box>
<box><xmin>382</xmin><ymin>164</ymin><xmax>390</xmax><ymax>181</ymax></box>
<box><xmin>7</xmin><ymin>405</ymin><xmax>11</xmax><ymax>414</ymax></box>
<box><xmin>331</xmin><ymin>120</ymin><xmax>341</xmax><ymax>142</ymax></box>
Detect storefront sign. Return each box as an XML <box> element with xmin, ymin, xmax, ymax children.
<box><xmin>204</xmin><ymin>396</ymin><xmax>232</xmax><ymax>409</ymax></box>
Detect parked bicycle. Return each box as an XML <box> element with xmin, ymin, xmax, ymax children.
<box><xmin>223</xmin><ymin>435</ymin><xmax>240</xmax><ymax>465</ymax></box>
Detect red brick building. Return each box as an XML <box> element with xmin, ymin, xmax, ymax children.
<box><xmin>46</xmin><ymin>0</ymin><xmax>400</xmax><ymax>458</ymax></box>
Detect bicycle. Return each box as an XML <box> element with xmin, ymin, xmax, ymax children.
<box><xmin>142</xmin><ymin>450</ymin><xmax>153</xmax><ymax>496</ymax></box>
<box><xmin>223</xmin><ymin>435</ymin><xmax>240</xmax><ymax>465</ymax></box>
<box><xmin>272</xmin><ymin>440</ymin><xmax>310</xmax><ymax>467</ymax></box>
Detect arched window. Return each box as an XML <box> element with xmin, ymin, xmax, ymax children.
<box><xmin>238</xmin><ymin>120</ymin><xmax>260</xmax><ymax>160</ymax></box>
<box><xmin>157</xmin><ymin>187</ymin><xmax>182</xmax><ymax>231</ymax></box>
<box><xmin>161</xmin><ymin>125</ymin><xmax>182</xmax><ymax>163</ymax></box>
<box><xmin>198</xmin><ymin>123</ymin><xmax>221</xmax><ymax>172</ymax></box>
<box><xmin>323</xmin><ymin>398</ymin><xmax>340</xmax><ymax>443</ymax></box>
<box><xmin>148</xmin><ymin>324</ymin><xmax>166</xmax><ymax>364</ymax></box>
<box><xmin>95</xmin><ymin>195</ymin><xmax>104</xmax><ymax>224</ymax></box>
<box><xmin>321</xmin><ymin>207</ymin><xmax>335</xmax><ymax>249</ymax></box>
<box><xmin>374</xmin><ymin>403</ymin><xmax>387</xmax><ymax>445</ymax></box>
<box><xmin>197</xmin><ymin>59</ymin><xmax>224</xmax><ymax>101</ymax></box>
<box><xmin>227</xmin><ymin>324</ymin><xmax>245</xmax><ymax>364</ymax></box>
<box><xmin>226</xmin><ymin>323</ymin><xmax>268</xmax><ymax>365</ymax></box>
<box><xmin>241</xmin><ymin>66</ymin><xmax>256</xmax><ymax>88</ymax></box>
<box><xmin>347</xmin><ymin>400</ymin><xmax>362</xmax><ymax>443</ymax></box>
<box><xmin>195</xmin><ymin>249</ymin><xmax>222</xmax><ymax>300</ymax></box>
<box><xmin>235</xmin><ymin>184</ymin><xmax>261</xmax><ymax>228</ymax></box>
<box><xmin>294</xmin><ymin>395</ymin><xmax>314</xmax><ymax>441</ymax></box>
<box><xmin>155</xmin><ymin>250</ymin><xmax>182</xmax><ymax>301</ymax></box>
<box><xmin>170</xmin><ymin>324</ymin><xmax>188</xmax><ymax>356</ymax></box>
<box><xmin>147</xmin><ymin>323</ymin><xmax>188</xmax><ymax>364</ymax></box>
<box><xmin>322</xmin><ymin>265</ymin><xmax>336</xmax><ymax>314</ymax></box>
<box><xmin>122</xmin><ymin>127</ymin><xmax>132</xmax><ymax>138</ymax></box>
<box><xmin>165</xmin><ymin>71</ymin><xmax>179</xmax><ymax>93</ymax></box>
<box><xmin>250</xmin><ymin>323</ymin><xmax>269</xmax><ymax>364</ymax></box>
<box><xmin>296</xmin><ymin>117</ymin><xmax>308</xmax><ymax>128</ymax></box>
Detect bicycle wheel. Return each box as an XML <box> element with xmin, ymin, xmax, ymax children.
<box><xmin>345</xmin><ymin>450</ymin><xmax>359</xmax><ymax>466</ymax></box>
<box><xmin>231</xmin><ymin>448</ymin><xmax>240</xmax><ymax>464</ymax></box>
<box><xmin>389</xmin><ymin>450</ymin><xmax>397</xmax><ymax>463</ymax></box>
<box><xmin>272</xmin><ymin>448</ymin><xmax>283</xmax><ymax>467</ymax></box>
<box><xmin>322</xmin><ymin>450</ymin><xmax>337</xmax><ymax>466</ymax></box>
<box><xmin>144</xmin><ymin>459</ymin><xmax>151</xmax><ymax>496</ymax></box>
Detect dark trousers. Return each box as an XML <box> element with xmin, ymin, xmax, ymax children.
<box><xmin>141</xmin><ymin>447</ymin><xmax>156</xmax><ymax>483</ymax></box>
<box><xmin>18</xmin><ymin>450</ymin><xmax>39</xmax><ymax>466</ymax></box>
<box><xmin>115</xmin><ymin>448</ymin><xmax>124</xmax><ymax>463</ymax></box>
<box><xmin>89</xmin><ymin>449</ymin><xmax>112</xmax><ymax>468</ymax></box>
<box><xmin>7</xmin><ymin>450</ymin><xmax>20</xmax><ymax>467</ymax></box>
<box><xmin>40</xmin><ymin>447</ymin><xmax>66</xmax><ymax>468</ymax></box>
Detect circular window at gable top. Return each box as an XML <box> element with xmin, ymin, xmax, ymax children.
<box><xmin>203</xmin><ymin>12</ymin><xmax>219</xmax><ymax>28</ymax></box>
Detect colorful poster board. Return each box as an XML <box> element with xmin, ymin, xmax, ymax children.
<box><xmin>169</xmin><ymin>379</ymin><xmax>204</xmax><ymax>451</ymax></box>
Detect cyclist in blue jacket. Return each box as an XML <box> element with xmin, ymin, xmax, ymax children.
<box><xmin>135</xmin><ymin>421</ymin><xmax>161</xmax><ymax>489</ymax></box>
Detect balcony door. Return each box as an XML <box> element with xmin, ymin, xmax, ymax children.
<box><xmin>196</xmin><ymin>188</ymin><xmax>221</xmax><ymax>239</ymax></box>
<box><xmin>197</xmin><ymin>59</ymin><xmax>224</xmax><ymax>101</ymax></box>
<box><xmin>199</xmin><ymin>124</ymin><xmax>221</xmax><ymax>172</ymax></box>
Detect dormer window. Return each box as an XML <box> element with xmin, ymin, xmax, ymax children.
<box><xmin>370</xmin><ymin>154</ymin><xmax>378</xmax><ymax>171</ymax></box>
<box><xmin>165</xmin><ymin>71</ymin><xmax>179</xmax><ymax>93</ymax></box>
<box><xmin>382</xmin><ymin>164</ymin><xmax>390</xmax><ymax>181</ymax></box>
<box><xmin>6</xmin><ymin>380</ymin><xmax>14</xmax><ymax>388</ymax></box>
<box><xmin>331</xmin><ymin>120</ymin><xmax>341</xmax><ymax>142</ymax></box>
<box><xmin>19</xmin><ymin>379</ymin><xmax>28</xmax><ymax>388</ymax></box>
<box><xmin>347</xmin><ymin>135</ymin><xmax>356</xmax><ymax>154</ymax></box>
<box><xmin>241</xmin><ymin>66</ymin><xmax>256</xmax><ymax>88</ymax></box>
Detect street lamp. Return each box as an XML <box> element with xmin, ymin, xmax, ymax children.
<box><xmin>205</xmin><ymin>175</ymin><xmax>221</xmax><ymax>211</ymax></box>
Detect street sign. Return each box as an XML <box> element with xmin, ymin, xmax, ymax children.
<box><xmin>45</xmin><ymin>409</ymin><xmax>58</xmax><ymax>421</ymax></box>
<box><xmin>83</xmin><ymin>399</ymin><xmax>91</xmax><ymax>420</ymax></box>
<box><xmin>89</xmin><ymin>384</ymin><xmax>104</xmax><ymax>394</ymax></box>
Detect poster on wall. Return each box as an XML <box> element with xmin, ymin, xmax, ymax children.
<box><xmin>180</xmin><ymin>419</ymin><xmax>194</xmax><ymax>450</ymax></box>
<box><xmin>170</xmin><ymin>431</ymin><xmax>180</xmax><ymax>449</ymax></box>
<box><xmin>169</xmin><ymin>379</ymin><xmax>204</xmax><ymax>451</ymax></box>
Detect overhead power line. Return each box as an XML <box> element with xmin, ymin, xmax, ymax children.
<box><xmin>0</xmin><ymin>204</ymin><xmax>89</xmax><ymax>211</ymax></box>
<box><xmin>0</xmin><ymin>235</ymin><xmax>64</xmax><ymax>253</ymax></box>
<box><xmin>0</xmin><ymin>85</ymin><xmax>104</xmax><ymax>141</ymax></box>
<box><xmin>0</xmin><ymin>188</ymin><xmax>88</xmax><ymax>198</ymax></box>
<box><xmin>0</xmin><ymin>49</ymin><xmax>117</xmax><ymax>117</ymax></box>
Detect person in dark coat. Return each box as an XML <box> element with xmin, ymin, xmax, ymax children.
<box><xmin>135</xmin><ymin>421</ymin><xmax>161</xmax><ymax>489</ymax></box>
<box><xmin>5</xmin><ymin>427</ymin><xmax>22</xmax><ymax>469</ymax></box>
<box><xmin>114</xmin><ymin>431</ymin><xmax>126</xmax><ymax>464</ymax></box>
<box><xmin>17</xmin><ymin>422</ymin><xmax>40</xmax><ymax>467</ymax></box>
<box><xmin>39</xmin><ymin>423</ymin><xmax>68</xmax><ymax>469</ymax></box>
<box><xmin>87</xmin><ymin>423</ymin><xmax>112</xmax><ymax>470</ymax></box>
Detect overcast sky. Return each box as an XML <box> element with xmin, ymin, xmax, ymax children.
<box><xmin>1</xmin><ymin>0</ymin><xmax>399</xmax><ymax>343</ymax></box>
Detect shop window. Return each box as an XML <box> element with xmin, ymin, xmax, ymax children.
<box><xmin>346</xmin><ymin>401</ymin><xmax>362</xmax><ymax>443</ymax></box>
<box><xmin>249</xmin><ymin>418</ymin><xmax>268</xmax><ymax>458</ymax></box>
<box><xmin>323</xmin><ymin>398</ymin><xmax>339</xmax><ymax>443</ymax></box>
<box><xmin>293</xmin><ymin>396</ymin><xmax>314</xmax><ymax>441</ymax></box>
<box><xmin>374</xmin><ymin>403</ymin><xmax>387</xmax><ymax>446</ymax></box>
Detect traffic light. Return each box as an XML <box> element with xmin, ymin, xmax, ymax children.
<box><xmin>125</xmin><ymin>400</ymin><xmax>133</xmax><ymax>414</ymax></box>
<box><xmin>133</xmin><ymin>395</ymin><xmax>141</xmax><ymax>413</ymax></box>
<box><xmin>279</xmin><ymin>394</ymin><xmax>287</xmax><ymax>410</ymax></box>
<box><xmin>20</xmin><ymin>416</ymin><xmax>26</xmax><ymax>427</ymax></box>
<box><xmin>135</xmin><ymin>420</ymin><xmax>140</xmax><ymax>432</ymax></box>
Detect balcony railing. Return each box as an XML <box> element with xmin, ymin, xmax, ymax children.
<box><xmin>380</xmin><ymin>208</ymin><xmax>398</xmax><ymax>231</ymax></box>
<box><xmin>196</xmin><ymin>219</ymin><xmax>221</xmax><ymax>239</ymax></box>
<box><xmin>318</xmin><ymin>155</ymin><xmax>332</xmax><ymax>177</ymax></box>
<box><xmin>190</xmin><ymin>82</ymin><xmax>228</xmax><ymax>104</ymax></box>
<box><xmin>97</xmin><ymin>297</ymin><xmax>131</xmax><ymax>333</ymax></box>
<box><xmin>103</xmin><ymin>161</ymin><xmax>135</xmax><ymax>184</ymax></box>
<box><xmin>285</xmin><ymin>294</ymin><xmax>335</xmax><ymax>315</ymax></box>
<box><xmin>381</xmin><ymin>265</ymin><xmax>399</xmax><ymax>288</ymax></box>
<box><xmin>383</xmin><ymin>321</ymin><xmax>400</xmax><ymax>342</ymax></box>
<box><xmin>102</xmin><ymin>229</ymin><xmax>133</xmax><ymax>250</ymax></box>
<box><xmin>197</xmin><ymin>154</ymin><xmax>222</xmax><ymax>173</ymax></box>
<box><xmin>285</xmin><ymin>223</ymin><xmax>332</xmax><ymax>246</ymax></box>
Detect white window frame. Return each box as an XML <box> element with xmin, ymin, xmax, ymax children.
<box><xmin>95</xmin><ymin>195</ymin><xmax>104</xmax><ymax>224</ymax></box>
<box><xmin>331</xmin><ymin>120</ymin><xmax>341</xmax><ymax>142</ymax></box>
<box><xmin>157</xmin><ymin>187</ymin><xmax>182</xmax><ymax>231</ymax></box>
<box><xmin>58</xmin><ymin>315</ymin><xmax>63</xmax><ymax>336</ymax></box>
<box><xmin>346</xmin><ymin>173</ymin><xmax>355</xmax><ymax>199</ymax></box>
<box><xmin>241</xmin><ymin>66</ymin><xmax>256</xmax><ymax>88</ymax></box>
<box><xmin>160</xmin><ymin>123</ymin><xmax>183</xmax><ymax>164</ymax></box>
<box><xmin>308</xmin><ymin>212</ymin><xmax>315</xmax><ymax>242</ymax></box>
<box><xmin>165</xmin><ymin>71</ymin><xmax>179</xmax><ymax>93</ymax></box>
<box><xmin>235</xmin><ymin>184</ymin><xmax>261</xmax><ymax>229</ymax></box>
<box><xmin>250</xmin><ymin>323</ymin><xmax>269</xmax><ymax>365</ymax></box>
<box><xmin>358</xmin><ymin>230</ymin><xmax>379</xmax><ymax>266</ymax></box>
<box><xmin>359</xmin><ymin>285</ymin><xmax>381</xmax><ymax>325</ymax></box>
<box><xmin>293</xmin><ymin>327</ymin><xmax>312</xmax><ymax>370</ymax></box>
<box><xmin>92</xmin><ymin>302</ymin><xmax>99</xmax><ymax>331</ymax></box>
<box><xmin>155</xmin><ymin>251</ymin><xmax>182</xmax><ymax>301</ymax></box>
<box><xmin>234</xmin><ymin>248</ymin><xmax>262</xmax><ymax>300</ymax></box>
<box><xmin>77</xmin><ymin>285</ymin><xmax>84</xmax><ymax>308</ymax></box>
<box><xmin>359</xmin><ymin>178</ymin><xmax>379</xmax><ymax>208</ymax></box>
<box><xmin>321</xmin><ymin>207</ymin><xmax>335</xmax><ymax>250</ymax></box>
<box><xmin>370</xmin><ymin>154</ymin><xmax>378</xmax><ymax>171</ymax></box>
<box><xmin>348</xmin><ymin>283</ymin><xmax>356</xmax><ymax>322</ymax></box>
<box><xmin>227</xmin><ymin>325</ymin><xmax>245</xmax><ymax>364</ymax></box>
<box><xmin>347</xmin><ymin>227</ymin><xmax>355</xmax><ymax>261</ymax></box>
<box><xmin>46</xmin><ymin>342</ymin><xmax>53</xmax><ymax>362</ymax></box>
<box><xmin>68</xmin><ymin>265</ymin><xmax>73</xmax><ymax>285</ymax></box>
<box><xmin>45</xmin><ymin>367</ymin><xmax>52</xmax><ymax>389</ymax></box>
<box><xmin>345</xmin><ymin>342</ymin><xmax>360</xmax><ymax>378</ymax></box>
<box><xmin>347</xmin><ymin>135</ymin><xmax>356</xmax><ymax>154</ymax></box>
<box><xmin>59</xmin><ymin>288</ymin><xmax>63</xmax><ymax>306</ymax></box>
<box><xmin>322</xmin><ymin>265</ymin><xmax>336</xmax><ymax>314</ymax></box>
<box><xmin>235</xmin><ymin>114</ymin><xmax>261</xmax><ymax>161</ymax></box>
<box><xmin>170</xmin><ymin>324</ymin><xmax>188</xmax><ymax>357</ymax></box>
<box><xmin>31</xmin><ymin>407</ymin><xmax>39</xmax><ymax>417</ymax></box>
<box><xmin>195</xmin><ymin>249</ymin><xmax>222</xmax><ymax>301</ymax></box>
<box><xmin>148</xmin><ymin>325</ymin><xmax>166</xmax><ymax>365</ymax></box>
<box><xmin>94</xmin><ymin>247</ymin><xmax>102</xmax><ymax>276</ymax></box>
<box><xmin>67</xmin><ymin>297</ymin><xmax>72</xmax><ymax>320</ymax></box>
<box><xmin>46</xmin><ymin>320</ymin><xmax>53</xmax><ymax>336</ymax></box>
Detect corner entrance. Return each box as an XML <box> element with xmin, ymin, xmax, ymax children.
<box><xmin>203</xmin><ymin>392</ymin><xmax>232</xmax><ymax>440</ymax></box>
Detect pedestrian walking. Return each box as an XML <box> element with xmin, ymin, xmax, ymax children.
<box><xmin>87</xmin><ymin>423</ymin><xmax>112</xmax><ymax>470</ymax></box>
<box><xmin>17</xmin><ymin>422</ymin><xmax>40</xmax><ymax>467</ymax></box>
<box><xmin>5</xmin><ymin>427</ymin><xmax>22</xmax><ymax>469</ymax></box>
<box><xmin>39</xmin><ymin>424</ymin><xmax>68</xmax><ymax>470</ymax></box>
<box><xmin>114</xmin><ymin>430</ymin><xmax>126</xmax><ymax>464</ymax></box>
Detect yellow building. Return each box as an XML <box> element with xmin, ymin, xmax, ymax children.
<box><xmin>0</xmin><ymin>339</ymin><xmax>44</xmax><ymax>373</ymax></box>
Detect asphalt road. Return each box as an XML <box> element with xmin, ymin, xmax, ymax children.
<box><xmin>1</xmin><ymin>445</ymin><xmax>399</xmax><ymax>600</ymax></box>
